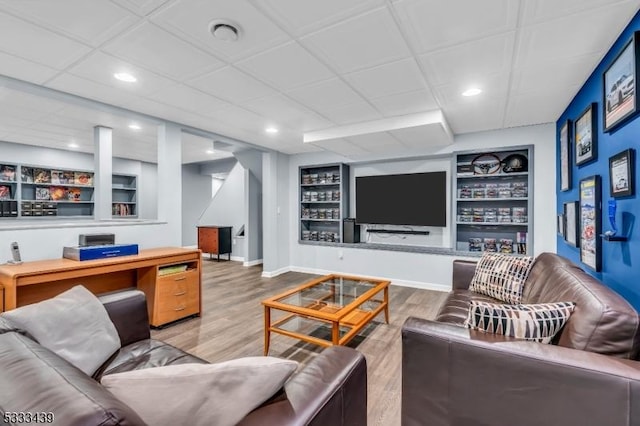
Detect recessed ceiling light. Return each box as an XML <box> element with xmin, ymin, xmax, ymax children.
<box><xmin>265</xmin><ymin>127</ymin><xmax>279</xmax><ymax>134</ymax></box>
<box><xmin>68</xmin><ymin>142</ymin><xmax>79</xmax><ymax>149</ymax></box>
<box><xmin>209</xmin><ymin>20</ymin><xmax>241</xmax><ymax>42</ymax></box>
<box><xmin>462</xmin><ymin>88</ymin><xmax>482</xmax><ymax>97</ymax></box>
<box><xmin>206</xmin><ymin>149</ymin><xmax>215</xmax><ymax>154</ymax></box>
<box><xmin>128</xmin><ymin>123</ymin><xmax>141</xmax><ymax>130</ymax></box>
<box><xmin>114</xmin><ymin>72</ymin><xmax>137</xmax><ymax>83</ymax></box>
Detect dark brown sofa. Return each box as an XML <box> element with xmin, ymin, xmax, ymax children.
<box><xmin>402</xmin><ymin>252</ymin><xmax>640</xmax><ymax>426</ymax></box>
<box><xmin>0</xmin><ymin>290</ymin><xmax>367</xmax><ymax>426</ymax></box>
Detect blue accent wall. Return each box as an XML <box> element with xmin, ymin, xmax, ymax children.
<box><xmin>557</xmin><ymin>10</ymin><xmax>640</xmax><ymax>309</ymax></box>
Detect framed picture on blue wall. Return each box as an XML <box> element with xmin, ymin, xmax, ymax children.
<box><xmin>603</xmin><ymin>32</ymin><xmax>640</xmax><ymax>132</ymax></box>
<box><xmin>579</xmin><ymin>176</ymin><xmax>601</xmax><ymax>272</ymax></box>
<box><xmin>575</xmin><ymin>103</ymin><xmax>597</xmax><ymax>165</ymax></box>
<box><xmin>560</xmin><ymin>120</ymin><xmax>572</xmax><ymax>191</ymax></box>
<box><xmin>563</xmin><ymin>201</ymin><xmax>579</xmax><ymax>248</ymax></box>
<box><xmin>609</xmin><ymin>148</ymin><xmax>635</xmax><ymax>197</ymax></box>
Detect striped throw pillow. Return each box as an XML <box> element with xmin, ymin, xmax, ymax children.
<box><xmin>469</xmin><ymin>253</ymin><xmax>534</xmax><ymax>303</ymax></box>
<box><xmin>465</xmin><ymin>300</ymin><xmax>576</xmax><ymax>344</ymax></box>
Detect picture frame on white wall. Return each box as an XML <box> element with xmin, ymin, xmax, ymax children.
<box><xmin>603</xmin><ymin>32</ymin><xmax>640</xmax><ymax>132</ymax></box>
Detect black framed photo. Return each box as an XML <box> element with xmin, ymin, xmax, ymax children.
<box><xmin>557</xmin><ymin>214</ymin><xmax>565</xmax><ymax>238</ymax></box>
<box><xmin>575</xmin><ymin>103</ymin><xmax>597</xmax><ymax>165</ymax></box>
<box><xmin>609</xmin><ymin>148</ymin><xmax>635</xmax><ymax>197</ymax></box>
<box><xmin>560</xmin><ymin>120</ymin><xmax>572</xmax><ymax>191</ymax></box>
<box><xmin>563</xmin><ymin>201</ymin><xmax>579</xmax><ymax>248</ymax></box>
<box><xmin>579</xmin><ymin>176</ymin><xmax>601</xmax><ymax>272</ymax></box>
<box><xmin>603</xmin><ymin>32</ymin><xmax>640</xmax><ymax>132</ymax></box>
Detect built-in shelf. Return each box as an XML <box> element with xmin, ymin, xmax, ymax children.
<box><xmin>112</xmin><ymin>174</ymin><xmax>137</xmax><ymax>218</ymax></box>
<box><xmin>457</xmin><ymin>222</ymin><xmax>529</xmax><ymax>226</ymax></box>
<box><xmin>300</xmin><ymin>201</ymin><xmax>341</xmax><ymax>204</ymax></box>
<box><xmin>301</xmin><ymin>218</ymin><xmax>341</xmax><ymax>222</ymax></box>
<box><xmin>300</xmin><ymin>182</ymin><xmax>340</xmax><ymax>187</ymax></box>
<box><xmin>457</xmin><ymin>197</ymin><xmax>528</xmax><ymax>202</ymax></box>
<box><xmin>457</xmin><ymin>171</ymin><xmax>528</xmax><ymax>179</ymax></box>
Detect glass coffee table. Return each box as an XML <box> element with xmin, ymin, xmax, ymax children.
<box><xmin>262</xmin><ymin>274</ymin><xmax>390</xmax><ymax>355</ymax></box>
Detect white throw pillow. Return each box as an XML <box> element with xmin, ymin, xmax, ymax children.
<box><xmin>1</xmin><ymin>285</ymin><xmax>121</xmax><ymax>375</ymax></box>
<box><xmin>101</xmin><ymin>357</ymin><xmax>299</xmax><ymax>426</ymax></box>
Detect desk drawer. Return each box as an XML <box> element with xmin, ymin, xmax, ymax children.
<box><xmin>154</xmin><ymin>269</ymin><xmax>199</xmax><ymax>326</ymax></box>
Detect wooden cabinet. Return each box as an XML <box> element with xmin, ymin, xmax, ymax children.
<box><xmin>198</xmin><ymin>226</ymin><xmax>232</xmax><ymax>261</ymax></box>
<box><xmin>0</xmin><ymin>248</ymin><xmax>202</xmax><ymax>327</ymax></box>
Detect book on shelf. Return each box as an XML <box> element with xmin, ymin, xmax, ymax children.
<box><xmin>21</xmin><ymin>167</ymin><xmax>33</xmax><ymax>183</ymax></box>
<box><xmin>0</xmin><ymin>165</ymin><xmax>16</xmax><ymax>182</ymax></box>
<box><xmin>49</xmin><ymin>186</ymin><xmax>67</xmax><ymax>201</ymax></box>
<box><xmin>158</xmin><ymin>264</ymin><xmax>189</xmax><ymax>276</ymax></box>
<box><xmin>35</xmin><ymin>187</ymin><xmax>50</xmax><ymax>200</ymax></box>
<box><xmin>67</xmin><ymin>188</ymin><xmax>81</xmax><ymax>202</ymax></box>
<box><xmin>34</xmin><ymin>168</ymin><xmax>51</xmax><ymax>184</ymax></box>
<box><xmin>0</xmin><ymin>185</ymin><xmax>11</xmax><ymax>200</ymax></box>
<box><xmin>113</xmin><ymin>203</ymin><xmax>131</xmax><ymax>216</ymax></box>
<box><xmin>74</xmin><ymin>172</ymin><xmax>93</xmax><ymax>186</ymax></box>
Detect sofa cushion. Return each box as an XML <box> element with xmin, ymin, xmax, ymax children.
<box><xmin>2</xmin><ymin>285</ymin><xmax>121</xmax><ymax>375</ymax></box>
<box><xmin>521</xmin><ymin>253</ymin><xmax>640</xmax><ymax>358</ymax></box>
<box><xmin>102</xmin><ymin>357</ymin><xmax>299</xmax><ymax>426</ymax></box>
<box><xmin>435</xmin><ymin>290</ymin><xmax>501</xmax><ymax>326</ymax></box>
<box><xmin>0</xmin><ymin>332</ymin><xmax>144</xmax><ymax>426</ymax></box>
<box><xmin>465</xmin><ymin>300</ymin><xmax>575</xmax><ymax>343</ymax></box>
<box><xmin>469</xmin><ymin>253</ymin><xmax>534</xmax><ymax>303</ymax></box>
<box><xmin>95</xmin><ymin>338</ymin><xmax>208</xmax><ymax>380</ymax></box>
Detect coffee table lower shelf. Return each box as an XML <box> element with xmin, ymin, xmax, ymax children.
<box><xmin>263</xmin><ymin>301</ymin><xmax>388</xmax><ymax>355</ymax></box>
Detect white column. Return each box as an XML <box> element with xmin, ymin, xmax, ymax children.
<box><xmin>93</xmin><ymin>126</ymin><xmax>112</xmax><ymax>220</ymax></box>
<box><xmin>157</xmin><ymin>123</ymin><xmax>182</xmax><ymax>246</ymax></box>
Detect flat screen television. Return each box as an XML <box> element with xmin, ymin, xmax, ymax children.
<box><xmin>356</xmin><ymin>171</ymin><xmax>447</xmax><ymax>227</ymax></box>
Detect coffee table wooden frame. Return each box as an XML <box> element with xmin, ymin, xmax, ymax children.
<box><xmin>262</xmin><ymin>274</ymin><xmax>389</xmax><ymax>355</ymax></box>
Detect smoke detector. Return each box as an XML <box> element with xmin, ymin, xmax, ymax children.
<box><xmin>209</xmin><ymin>20</ymin><xmax>241</xmax><ymax>42</ymax></box>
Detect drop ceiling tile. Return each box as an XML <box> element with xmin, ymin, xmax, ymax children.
<box><xmin>320</xmin><ymin>101</ymin><xmax>383</xmax><ymax>125</ymax></box>
<box><xmin>187</xmin><ymin>66</ymin><xmax>276</xmax><ymax>103</ymax></box>
<box><xmin>418</xmin><ymin>32</ymin><xmax>515</xmax><ymax>87</ymax></box>
<box><xmin>514</xmin><ymin>3</ymin><xmax>638</xmax><ymax>69</ymax></box>
<box><xmin>309</xmin><ymin>138</ymin><xmax>369</xmax><ymax>157</ymax></box>
<box><xmin>46</xmin><ymin>73</ymin><xmax>141</xmax><ymax>106</ymax></box>
<box><xmin>0</xmin><ymin>88</ymin><xmax>67</xmax><ymax>117</ymax></box>
<box><xmin>110</xmin><ymin>0</ymin><xmax>174</xmax><ymax>16</ymax></box>
<box><xmin>0</xmin><ymin>11</ymin><xmax>92</xmax><ymax>69</ymax></box>
<box><xmin>511</xmin><ymin>53</ymin><xmax>601</xmax><ymax>96</ymax></box>
<box><xmin>151</xmin><ymin>0</ymin><xmax>289</xmax><ymax>62</ymax></box>
<box><xmin>392</xmin><ymin>0</ymin><xmax>518</xmax><ymax>52</ymax></box>
<box><xmin>443</xmin><ymin>98</ymin><xmax>506</xmax><ymax>134</ymax></box>
<box><xmin>300</xmin><ymin>7</ymin><xmax>411</xmax><ymax>74</ymax></box>
<box><xmin>521</xmin><ymin>0</ymin><xmax>632</xmax><ymax>25</ymax></box>
<box><xmin>390</xmin><ymin>124</ymin><xmax>452</xmax><ymax>148</ymax></box>
<box><xmin>241</xmin><ymin>94</ymin><xmax>333</xmax><ymax>131</ymax></box>
<box><xmin>343</xmin><ymin>58</ymin><xmax>428</xmax><ymax>100</ymax></box>
<box><xmin>369</xmin><ymin>89</ymin><xmax>438</xmax><ymax>117</ymax></box>
<box><xmin>504</xmin><ymin>86</ymin><xmax>580</xmax><ymax>128</ymax></box>
<box><xmin>146</xmin><ymin>83</ymin><xmax>232</xmax><ymax>117</ymax></box>
<box><xmin>103</xmin><ymin>22</ymin><xmax>224</xmax><ymax>80</ymax></box>
<box><xmin>0</xmin><ymin>52</ymin><xmax>59</xmax><ymax>84</ymax></box>
<box><xmin>236</xmin><ymin>41</ymin><xmax>334</xmax><ymax>91</ymax></box>
<box><xmin>287</xmin><ymin>78</ymin><xmax>365</xmax><ymax>112</ymax></box>
<box><xmin>257</xmin><ymin>0</ymin><xmax>384</xmax><ymax>36</ymax></box>
<box><xmin>62</xmin><ymin>51</ymin><xmax>175</xmax><ymax>96</ymax></box>
<box><xmin>0</xmin><ymin>0</ymin><xmax>139</xmax><ymax>46</ymax></box>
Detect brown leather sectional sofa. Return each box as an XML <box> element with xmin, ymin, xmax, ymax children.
<box><xmin>0</xmin><ymin>290</ymin><xmax>367</xmax><ymax>426</ymax></box>
<box><xmin>402</xmin><ymin>252</ymin><xmax>640</xmax><ymax>426</ymax></box>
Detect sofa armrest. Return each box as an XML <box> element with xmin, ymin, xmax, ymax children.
<box><xmin>452</xmin><ymin>259</ymin><xmax>477</xmax><ymax>290</ymax></box>
<box><xmin>99</xmin><ymin>289</ymin><xmax>150</xmax><ymax>347</ymax></box>
<box><xmin>402</xmin><ymin>317</ymin><xmax>640</xmax><ymax>426</ymax></box>
<box><xmin>238</xmin><ymin>346</ymin><xmax>367</xmax><ymax>426</ymax></box>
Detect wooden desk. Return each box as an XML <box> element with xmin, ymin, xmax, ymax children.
<box><xmin>0</xmin><ymin>247</ymin><xmax>202</xmax><ymax>327</ymax></box>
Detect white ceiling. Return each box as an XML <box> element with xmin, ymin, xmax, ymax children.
<box><xmin>0</xmin><ymin>0</ymin><xmax>638</xmax><ymax>163</ymax></box>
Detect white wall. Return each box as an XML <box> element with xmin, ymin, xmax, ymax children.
<box><xmin>198</xmin><ymin>162</ymin><xmax>246</xmax><ymax>259</ymax></box>
<box><xmin>182</xmin><ymin>163</ymin><xmax>212</xmax><ymax>246</ymax></box>
<box><xmin>270</xmin><ymin>123</ymin><xmax>555</xmax><ymax>289</ymax></box>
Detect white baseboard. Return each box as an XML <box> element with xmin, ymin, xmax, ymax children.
<box><xmin>288</xmin><ymin>266</ymin><xmax>450</xmax><ymax>293</ymax></box>
<box><xmin>183</xmin><ymin>244</ymin><xmax>197</xmax><ymax>249</ymax></box>
<box><xmin>261</xmin><ymin>266</ymin><xmax>291</xmax><ymax>278</ymax></box>
<box><xmin>230</xmin><ymin>255</ymin><xmax>244</xmax><ymax>262</ymax></box>
<box><xmin>243</xmin><ymin>258</ymin><xmax>263</xmax><ymax>267</ymax></box>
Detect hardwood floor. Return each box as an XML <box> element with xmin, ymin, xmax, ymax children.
<box><xmin>152</xmin><ymin>259</ymin><xmax>448</xmax><ymax>426</ymax></box>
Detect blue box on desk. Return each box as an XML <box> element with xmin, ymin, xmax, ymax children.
<box><xmin>63</xmin><ymin>244</ymin><xmax>139</xmax><ymax>261</ymax></box>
